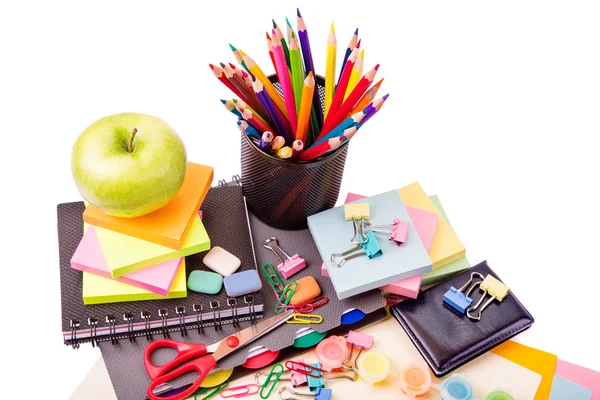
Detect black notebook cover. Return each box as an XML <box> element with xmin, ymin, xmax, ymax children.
<box><xmin>391</xmin><ymin>260</ymin><xmax>534</xmax><ymax>377</ymax></box>
<box><xmin>57</xmin><ymin>185</ymin><xmax>263</xmax><ymax>346</ymax></box>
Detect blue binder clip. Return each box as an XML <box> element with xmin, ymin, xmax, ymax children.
<box><xmin>306</xmin><ymin>362</ymin><xmax>325</xmax><ymax>391</ymax></box>
<box><xmin>279</xmin><ymin>387</ymin><xmax>332</xmax><ymax>400</ymax></box>
<box><xmin>331</xmin><ymin>231</ymin><xmax>383</xmax><ymax>268</ymax></box>
<box><xmin>443</xmin><ymin>272</ymin><xmax>485</xmax><ymax>314</ymax></box>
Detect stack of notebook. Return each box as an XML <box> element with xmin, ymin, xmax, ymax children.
<box><xmin>70</xmin><ymin>162</ymin><xmax>214</xmax><ymax>304</ymax></box>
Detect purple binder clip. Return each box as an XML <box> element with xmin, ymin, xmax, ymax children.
<box><xmin>264</xmin><ymin>237</ymin><xmax>307</xmax><ymax>279</ymax></box>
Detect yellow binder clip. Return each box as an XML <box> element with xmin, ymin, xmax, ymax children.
<box><xmin>466</xmin><ymin>275</ymin><xmax>510</xmax><ymax>321</ymax></box>
<box><xmin>286</xmin><ymin>313</ymin><xmax>323</xmax><ymax>324</ymax></box>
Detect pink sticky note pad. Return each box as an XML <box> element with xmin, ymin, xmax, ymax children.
<box><xmin>71</xmin><ymin>226</ymin><xmax>182</xmax><ymax>296</ymax></box>
<box><xmin>555</xmin><ymin>359</ymin><xmax>600</xmax><ymax>399</ymax></box>
<box><xmin>321</xmin><ymin>264</ymin><xmax>329</xmax><ymax>277</ymax></box>
<box><xmin>380</xmin><ymin>275</ymin><xmax>423</xmax><ymax>298</ymax></box>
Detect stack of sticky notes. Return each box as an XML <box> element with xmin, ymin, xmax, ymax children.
<box><xmin>70</xmin><ymin>162</ymin><xmax>214</xmax><ymax>304</ymax></box>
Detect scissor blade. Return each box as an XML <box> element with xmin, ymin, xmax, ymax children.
<box><xmin>211</xmin><ymin>310</ymin><xmax>294</xmax><ymax>361</ymax></box>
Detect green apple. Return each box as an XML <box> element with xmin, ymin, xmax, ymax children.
<box><xmin>71</xmin><ymin>113</ymin><xmax>187</xmax><ymax>218</ymax></box>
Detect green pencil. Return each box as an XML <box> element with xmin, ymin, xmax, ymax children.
<box><xmin>289</xmin><ymin>32</ymin><xmax>304</xmax><ymax>115</ymax></box>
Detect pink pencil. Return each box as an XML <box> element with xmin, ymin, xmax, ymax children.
<box><xmin>272</xmin><ymin>31</ymin><xmax>298</xmax><ymax>136</ymax></box>
<box><xmin>297</xmin><ymin>136</ymin><xmax>347</xmax><ymax>161</ymax></box>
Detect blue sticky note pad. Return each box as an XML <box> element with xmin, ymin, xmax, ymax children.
<box><xmin>223</xmin><ymin>270</ymin><xmax>263</xmax><ymax>297</ymax></box>
<box><xmin>443</xmin><ymin>286</ymin><xmax>473</xmax><ymax>314</ymax></box>
<box><xmin>308</xmin><ymin>190</ymin><xmax>432</xmax><ymax>300</ymax></box>
<box><xmin>550</xmin><ymin>374</ymin><xmax>593</xmax><ymax>400</ymax></box>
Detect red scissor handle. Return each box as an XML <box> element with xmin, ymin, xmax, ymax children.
<box><xmin>147</xmin><ymin>354</ymin><xmax>217</xmax><ymax>400</ymax></box>
<box><xmin>144</xmin><ymin>340</ymin><xmax>208</xmax><ymax>379</ymax></box>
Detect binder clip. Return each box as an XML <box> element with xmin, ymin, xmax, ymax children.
<box><xmin>306</xmin><ymin>363</ymin><xmax>325</xmax><ymax>391</ymax></box>
<box><xmin>331</xmin><ymin>231</ymin><xmax>383</xmax><ymax>267</ymax></box>
<box><xmin>344</xmin><ymin>203</ymin><xmax>370</xmax><ymax>220</ymax></box>
<box><xmin>343</xmin><ymin>331</ymin><xmax>374</xmax><ymax>370</ymax></box>
<box><xmin>279</xmin><ymin>387</ymin><xmax>332</xmax><ymax>400</ymax></box>
<box><xmin>257</xmin><ymin>358</ymin><xmax>308</xmax><ymax>388</ymax></box>
<box><xmin>443</xmin><ymin>272</ymin><xmax>485</xmax><ymax>314</ymax></box>
<box><xmin>350</xmin><ymin>216</ymin><xmax>369</xmax><ymax>245</ymax></box>
<box><xmin>466</xmin><ymin>275</ymin><xmax>510</xmax><ymax>321</ymax></box>
<box><xmin>264</xmin><ymin>237</ymin><xmax>307</xmax><ymax>279</ymax></box>
<box><xmin>285</xmin><ymin>361</ymin><xmax>358</xmax><ymax>389</ymax></box>
<box><xmin>363</xmin><ymin>218</ymin><xmax>409</xmax><ymax>246</ymax></box>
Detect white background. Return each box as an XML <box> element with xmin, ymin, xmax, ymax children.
<box><xmin>1</xmin><ymin>1</ymin><xmax>599</xmax><ymax>398</ymax></box>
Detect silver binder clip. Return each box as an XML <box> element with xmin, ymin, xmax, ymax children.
<box><xmin>350</xmin><ymin>216</ymin><xmax>369</xmax><ymax>245</ymax></box>
<box><xmin>331</xmin><ymin>231</ymin><xmax>383</xmax><ymax>267</ymax></box>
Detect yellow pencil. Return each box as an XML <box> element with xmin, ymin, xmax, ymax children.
<box><xmin>296</xmin><ymin>72</ymin><xmax>316</xmax><ymax>143</ymax></box>
<box><xmin>324</xmin><ymin>21</ymin><xmax>337</xmax><ymax>118</ymax></box>
<box><xmin>345</xmin><ymin>48</ymin><xmax>364</xmax><ymax>100</ymax></box>
<box><xmin>242</xmin><ymin>54</ymin><xmax>289</xmax><ymax>119</ymax></box>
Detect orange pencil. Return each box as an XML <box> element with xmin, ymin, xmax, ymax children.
<box><xmin>243</xmin><ymin>53</ymin><xmax>289</xmax><ymax>119</ymax></box>
<box><xmin>348</xmin><ymin>78</ymin><xmax>384</xmax><ymax>117</ymax></box>
<box><xmin>295</xmin><ymin>72</ymin><xmax>316</xmax><ymax>142</ymax></box>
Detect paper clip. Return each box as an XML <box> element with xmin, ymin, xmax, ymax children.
<box><xmin>257</xmin><ymin>359</ymin><xmax>308</xmax><ymax>388</ymax></box>
<box><xmin>194</xmin><ymin>380</ymin><xmax>229</xmax><ymax>400</ymax></box>
<box><xmin>287</xmin><ymin>296</ymin><xmax>329</xmax><ymax>314</ymax></box>
<box><xmin>279</xmin><ymin>387</ymin><xmax>332</xmax><ymax>400</ymax></box>
<box><xmin>262</xmin><ymin>262</ymin><xmax>284</xmax><ymax>295</ymax></box>
<box><xmin>285</xmin><ymin>360</ymin><xmax>324</xmax><ymax>378</ymax></box>
<box><xmin>331</xmin><ymin>231</ymin><xmax>383</xmax><ymax>267</ymax></box>
<box><xmin>260</xmin><ymin>363</ymin><xmax>284</xmax><ymax>399</ymax></box>
<box><xmin>275</xmin><ymin>282</ymin><xmax>298</xmax><ymax>314</ymax></box>
<box><xmin>343</xmin><ymin>331</ymin><xmax>374</xmax><ymax>370</ymax></box>
<box><xmin>363</xmin><ymin>218</ymin><xmax>409</xmax><ymax>246</ymax></box>
<box><xmin>466</xmin><ymin>275</ymin><xmax>510</xmax><ymax>321</ymax></box>
<box><xmin>264</xmin><ymin>237</ymin><xmax>307</xmax><ymax>279</ymax></box>
<box><xmin>220</xmin><ymin>384</ymin><xmax>260</xmax><ymax>398</ymax></box>
<box><xmin>350</xmin><ymin>216</ymin><xmax>369</xmax><ymax>245</ymax></box>
<box><xmin>306</xmin><ymin>363</ymin><xmax>325</xmax><ymax>390</ymax></box>
<box><xmin>443</xmin><ymin>272</ymin><xmax>485</xmax><ymax>314</ymax></box>
<box><xmin>286</xmin><ymin>313</ymin><xmax>323</xmax><ymax>325</ymax></box>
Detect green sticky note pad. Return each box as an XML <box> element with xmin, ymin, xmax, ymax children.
<box><xmin>188</xmin><ymin>270</ymin><xmax>223</xmax><ymax>294</ymax></box>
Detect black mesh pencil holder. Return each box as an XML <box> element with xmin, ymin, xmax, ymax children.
<box><xmin>240</xmin><ymin>75</ymin><xmax>349</xmax><ymax>230</ymax></box>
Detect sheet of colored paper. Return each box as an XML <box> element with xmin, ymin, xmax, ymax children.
<box><xmin>555</xmin><ymin>359</ymin><xmax>600</xmax><ymax>399</ymax></box>
<box><xmin>94</xmin><ymin>214</ymin><xmax>209</xmax><ymax>277</ymax></box>
<box><xmin>71</xmin><ymin>225</ymin><xmax>181</xmax><ymax>295</ymax></box>
<box><xmin>398</xmin><ymin>183</ymin><xmax>466</xmax><ymax>268</ymax></box>
<box><xmin>83</xmin><ymin>162</ymin><xmax>213</xmax><ymax>250</ymax></box>
<box><xmin>82</xmin><ymin>260</ymin><xmax>187</xmax><ymax>305</ymax></box>
<box><xmin>550</xmin><ymin>374</ymin><xmax>593</xmax><ymax>400</ymax></box>
<box><xmin>492</xmin><ymin>341</ymin><xmax>558</xmax><ymax>400</ymax></box>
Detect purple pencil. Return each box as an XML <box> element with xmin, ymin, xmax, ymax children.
<box><xmin>297</xmin><ymin>8</ymin><xmax>324</xmax><ymax>128</ymax></box>
<box><xmin>357</xmin><ymin>94</ymin><xmax>389</xmax><ymax>128</ymax></box>
<box><xmin>253</xmin><ymin>79</ymin><xmax>293</xmax><ymax>144</ymax></box>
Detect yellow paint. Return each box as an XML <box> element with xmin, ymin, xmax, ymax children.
<box><xmin>199</xmin><ymin>368</ymin><xmax>233</xmax><ymax>388</ymax></box>
<box><xmin>397</xmin><ymin>183</ymin><xmax>466</xmax><ymax>269</ymax></box>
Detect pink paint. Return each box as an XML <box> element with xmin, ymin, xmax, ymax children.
<box><xmin>555</xmin><ymin>359</ymin><xmax>600</xmax><ymax>399</ymax></box>
<box><xmin>71</xmin><ymin>226</ymin><xmax>182</xmax><ymax>296</ymax></box>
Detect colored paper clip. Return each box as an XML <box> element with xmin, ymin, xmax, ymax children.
<box><xmin>275</xmin><ymin>281</ymin><xmax>298</xmax><ymax>314</ymax></box>
<box><xmin>286</xmin><ymin>313</ymin><xmax>323</xmax><ymax>324</ymax></box>
<box><xmin>220</xmin><ymin>384</ymin><xmax>260</xmax><ymax>398</ymax></box>
<box><xmin>343</xmin><ymin>331</ymin><xmax>374</xmax><ymax>370</ymax></box>
<box><xmin>285</xmin><ymin>360</ymin><xmax>325</xmax><ymax>379</ymax></box>
<box><xmin>262</xmin><ymin>262</ymin><xmax>284</xmax><ymax>295</ymax></box>
<box><xmin>350</xmin><ymin>216</ymin><xmax>369</xmax><ymax>245</ymax></box>
<box><xmin>257</xmin><ymin>359</ymin><xmax>308</xmax><ymax>388</ymax></box>
<box><xmin>260</xmin><ymin>363</ymin><xmax>284</xmax><ymax>399</ymax></box>
<box><xmin>443</xmin><ymin>272</ymin><xmax>485</xmax><ymax>314</ymax></box>
<box><xmin>298</xmin><ymin>362</ymin><xmax>357</xmax><ymax>389</ymax></box>
<box><xmin>279</xmin><ymin>387</ymin><xmax>333</xmax><ymax>400</ymax></box>
<box><xmin>194</xmin><ymin>380</ymin><xmax>229</xmax><ymax>400</ymax></box>
<box><xmin>264</xmin><ymin>237</ymin><xmax>307</xmax><ymax>279</ymax></box>
<box><xmin>331</xmin><ymin>231</ymin><xmax>383</xmax><ymax>267</ymax></box>
<box><xmin>287</xmin><ymin>296</ymin><xmax>329</xmax><ymax>314</ymax></box>
<box><xmin>466</xmin><ymin>275</ymin><xmax>510</xmax><ymax>321</ymax></box>
<box><xmin>363</xmin><ymin>218</ymin><xmax>409</xmax><ymax>246</ymax></box>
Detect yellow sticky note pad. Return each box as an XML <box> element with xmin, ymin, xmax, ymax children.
<box><xmin>82</xmin><ymin>260</ymin><xmax>187</xmax><ymax>305</ymax></box>
<box><xmin>95</xmin><ymin>215</ymin><xmax>210</xmax><ymax>278</ymax></box>
<box><xmin>398</xmin><ymin>183</ymin><xmax>466</xmax><ymax>269</ymax></box>
<box><xmin>344</xmin><ymin>203</ymin><xmax>370</xmax><ymax>220</ymax></box>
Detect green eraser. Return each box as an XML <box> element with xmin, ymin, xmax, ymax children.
<box><xmin>187</xmin><ymin>270</ymin><xmax>223</xmax><ymax>294</ymax></box>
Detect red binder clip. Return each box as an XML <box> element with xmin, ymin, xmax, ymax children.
<box><xmin>264</xmin><ymin>237</ymin><xmax>307</xmax><ymax>279</ymax></box>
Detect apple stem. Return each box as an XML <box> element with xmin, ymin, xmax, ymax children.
<box><xmin>128</xmin><ymin>128</ymin><xmax>138</xmax><ymax>153</ymax></box>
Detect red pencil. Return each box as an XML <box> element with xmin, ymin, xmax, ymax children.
<box><xmin>210</xmin><ymin>63</ymin><xmax>245</xmax><ymax>100</ymax></box>
<box><xmin>324</xmin><ymin>48</ymin><xmax>359</xmax><ymax>127</ymax></box>
<box><xmin>297</xmin><ymin>136</ymin><xmax>347</xmax><ymax>161</ymax></box>
<box><xmin>266</xmin><ymin>32</ymin><xmax>277</xmax><ymax>71</ymax></box>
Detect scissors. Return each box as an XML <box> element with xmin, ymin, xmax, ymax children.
<box><xmin>144</xmin><ymin>310</ymin><xmax>294</xmax><ymax>400</ymax></box>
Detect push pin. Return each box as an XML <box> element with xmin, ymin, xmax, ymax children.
<box><xmin>264</xmin><ymin>237</ymin><xmax>307</xmax><ymax>279</ymax></box>
<box><xmin>363</xmin><ymin>218</ymin><xmax>409</xmax><ymax>246</ymax></box>
<box><xmin>466</xmin><ymin>275</ymin><xmax>510</xmax><ymax>321</ymax></box>
<box><xmin>443</xmin><ymin>272</ymin><xmax>485</xmax><ymax>314</ymax></box>
<box><xmin>331</xmin><ymin>231</ymin><xmax>383</xmax><ymax>267</ymax></box>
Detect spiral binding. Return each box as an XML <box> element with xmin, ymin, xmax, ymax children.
<box><xmin>210</xmin><ymin>301</ymin><xmax>222</xmax><ymax>331</ymax></box>
<box><xmin>176</xmin><ymin>306</ymin><xmax>187</xmax><ymax>337</ymax></box>
<box><xmin>106</xmin><ymin>315</ymin><xmax>117</xmax><ymax>344</ymax></box>
<box><xmin>88</xmin><ymin>318</ymin><xmax>98</xmax><ymax>348</ymax></box>
<box><xmin>216</xmin><ymin>175</ymin><xmax>243</xmax><ymax>187</ymax></box>
<box><xmin>193</xmin><ymin>304</ymin><xmax>204</xmax><ymax>333</ymax></box>
<box><xmin>158</xmin><ymin>309</ymin><xmax>169</xmax><ymax>338</ymax></box>
<box><xmin>228</xmin><ymin>298</ymin><xmax>239</xmax><ymax>326</ymax></box>
<box><xmin>70</xmin><ymin>320</ymin><xmax>80</xmax><ymax>349</ymax></box>
<box><xmin>123</xmin><ymin>313</ymin><xmax>135</xmax><ymax>342</ymax></box>
<box><xmin>141</xmin><ymin>311</ymin><xmax>152</xmax><ymax>341</ymax></box>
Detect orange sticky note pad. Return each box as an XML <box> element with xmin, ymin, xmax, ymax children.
<box><xmin>83</xmin><ymin>162</ymin><xmax>214</xmax><ymax>250</ymax></box>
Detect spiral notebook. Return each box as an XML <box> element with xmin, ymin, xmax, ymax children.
<box><xmin>57</xmin><ymin>184</ymin><xmax>263</xmax><ymax>347</ymax></box>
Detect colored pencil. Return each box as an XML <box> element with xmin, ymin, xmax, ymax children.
<box><xmin>357</xmin><ymin>94</ymin><xmax>389</xmax><ymax>127</ymax></box>
<box><xmin>297</xmin><ymin>8</ymin><xmax>324</xmax><ymax>128</ymax></box>
<box><xmin>349</xmin><ymin>78</ymin><xmax>383</xmax><ymax>117</ymax></box>
<box><xmin>266</xmin><ymin>32</ymin><xmax>277</xmax><ymax>71</ymax></box>
<box><xmin>286</xmin><ymin>17</ymin><xmax>294</xmax><ymax>42</ymax></box>
<box><xmin>243</xmin><ymin>53</ymin><xmax>289</xmax><ymax>118</ymax></box>
<box><xmin>260</xmin><ymin>131</ymin><xmax>274</xmax><ymax>150</ymax></box>
<box><xmin>312</xmin><ymin>110</ymin><xmax>366</xmax><ymax>147</ymax></box>
<box><xmin>271</xmin><ymin>135</ymin><xmax>286</xmax><ymax>151</ymax></box>
<box><xmin>221</xmin><ymin>63</ymin><xmax>263</xmax><ymax>113</ymax></box>
<box><xmin>253</xmin><ymin>79</ymin><xmax>293</xmax><ymax>143</ymax></box>
<box><xmin>277</xmin><ymin>146</ymin><xmax>293</xmax><ymax>159</ymax></box>
<box><xmin>289</xmin><ymin>32</ymin><xmax>304</xmax><ymax>114</ymax></box>
<box><xmin>324</xmin><ymin>21</ymin><xmax>337</xmax><ymax>118</ymax></box>
<box><xmin>237</xmin><ymin>120</ymin><xmax>261</xmax><ymax>139</ymax></box>
<box><xmin>210</xmin><ymin>63</ymin><xmax>245</xmax><ymax>100</ymax></box>
<box><xmin>345</xmin><ymin>48</ymin><xmax>364</xmax><ymax>100</ymax></box>
<box><xmin>273</xmin><ymin>20</ymin><xmax>291</xmax><ymax>67</ymax></box>
<box><xmin>292</xmin><ymin>140</ymin><xmax>304</xmax><ymax>157</ymax></box>
<box><xmin>272</xmin><ymin>35</ymin><xmax>298</xmax><ymax>136</ymax></box>
<box><xmin>295</xmin><ymin>72</ymin><xmax>315</xmax><ymax>142</ymax></box>
<box><xmin>241</xmin><ymin>108</ymin><xmax>274</xmax><ymax>133</ymax></box>
<box><xmin>325</xmin><ymin>48</ymin><xmax>358</xmax><ymax>125</ymax></box>
<box><xmin>233</xmin><ymin>99</ymin><xmax>270</xmax><ymax>126</ymax></box>
<box><xmin>221</xmin><ymin>99</ymin><xmax>243</xmax><ymax>118</ymax></box>
<box><xmin>297</xmin><ymin>136</ymin><xmax>347</xmax><ymax>161</ymax></box>
<box><xmin>229</xmin><ymin>44</ymin><xmax>249</xmax><ymax>73</ymax></box>
<box><xmin>319</xmin><ymin>64</ymin><xmax>379</xmax><ymax>138</ymax></box>
<box><xmin>338</xmin><ymin>28</ymin><xmax>358</xmax><ymax>85</ymax></box>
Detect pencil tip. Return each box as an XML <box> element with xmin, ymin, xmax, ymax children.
<box><xmin>272</xmin><ymin>29</ymin><xmax>277</xmax><ymax>36</ymax></box>
<box><xmin>228</xmin><ymin>43</ymin><xmax>236</xmax><ymax>52</ymax></box>
<box><xmin>286</xmin><ymin>17</ymin><xmax>292</xmax><ymax>28</ymax></box>
<box><xmin>356</xmin><ymin>39</ymin><xmax>362</xmax><ymax>49</ymax></box>
<box><xmin>330</xmin><ymin>21</ymin><xmax>335</xmax><ymax>31</ymax></box>
<box><xmin>382</xmin><ymin>94</ymin><xmax>390</xmax><ymax>100</ymax></box>
<box><xmin>272</xmin><ymin>19</ymin><xmax>277</xmax><ymax>28</ymax></box>
<box><xmin>237</xmin><ymin>121</ymin><xmax>242</xmax><ymax>126</ymax></box>
<box><xmin>374</xmin><ymin>64</ymin><xmax>380</xmax><ymax>71</ymax></box>
<box><xmin>266</xmin><ymin>31</ymin><xmax>271</xmax><ymax>39</ymax></box>
<box><xmin>209</xmin><ymin>63</ymin><xmax>215</xmax><ymax>69</ymax></box>
<box><xmin>220</xmin><ymin>99</ymin><xmax>226</xmax><ymax>104</ymax></box>
<box><xmin>354</xmin><ymin>28</ymin><xmax>359</xmax><ymax>35</ymax></box>
<box><xmin>228</xmin><ymin>62</ymin><xmax>235</xmax><ymax>68</ymax></box>
<box><xmin>297</xmin><ymin>8</ymin><xmax>302</xmax><ymax>17</ymax></box>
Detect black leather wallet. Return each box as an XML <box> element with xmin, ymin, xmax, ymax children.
<box><xmin>391</xmin><ymin>260</ymin><xmax>534</xmax><ymax>377</ymax></box>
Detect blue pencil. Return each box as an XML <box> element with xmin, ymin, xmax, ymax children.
<box><xmin>310</xmin><ymin>109</ymin><xmax>370</xmax><ymax>148</ymax></box>
<box><xmin>221</xmin><ymin>99</ymin><xmax>243</xmax><ymax>118</ymax></box>
<box><xmin>237</xmin><ymin>120</ymin><xmax>261</xmax><ymax>139</ymax></box>
<box><xmin>337</xmin><ymin>28</ymin><xmax>359</xmax><ymax>85</ymax></box>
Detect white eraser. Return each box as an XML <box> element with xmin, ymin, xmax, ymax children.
<box><xmin>202</xmin><ymin>246</ymin><xmax>241</xmax><ymax>277</ymax></box>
